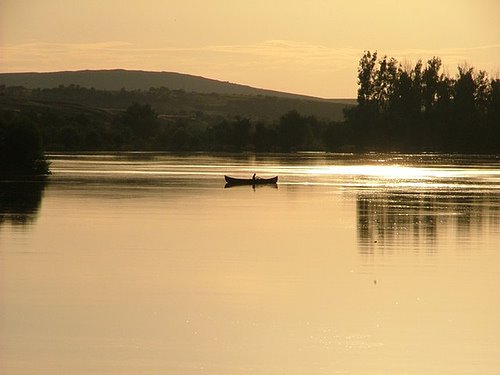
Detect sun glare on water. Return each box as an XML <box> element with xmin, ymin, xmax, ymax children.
<box><xmin>300</xmin><ymin>165</ymin><xmax>455</xmax><ymax>179</ymax></box>
<box><xmin>277</xmin><ymin>163</ymin><xmax>500</xmax><ymax>190</ymax></box>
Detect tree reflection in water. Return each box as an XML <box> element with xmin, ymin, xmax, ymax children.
<box><xmin>0</xmin><ymin>179</ymin><xmax>47</xmax><ymax>227</ymax></box>
<box><xmin>357</xmin><ymin>191</ymin><xmax>500</xmax><ymax>253</ymax></box>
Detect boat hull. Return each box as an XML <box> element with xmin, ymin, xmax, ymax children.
<box><xmin>224</xmin><ymin>175</ymin><xmax>278</xmax><ymax>185</ymax></box>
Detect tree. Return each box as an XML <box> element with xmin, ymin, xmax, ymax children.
<box><xmin>474</xmin><ymin>70</ymin><xmax>490</xmax><ymax>115</ymax></box>
<box><xmin>357</xmin><ymin>51</ymin><xmax>378</xmax><ymax>108</ymax></box>
<box><xmin>231</xmin><ymin>117</ymin><xmax>251</xmax><ymax>150</ymax></box>
<box><xmin>422</xmin><ymin>57</ymin><xmax>442</xmax><ymax>112</ymax></box>
<box><xmin>347</xmin><ymin>51</ymin><xmax>500</xmax><ymax>152</ymax></box>
<box><xmin>0</xmin><ymin>117</ymin><xmax>50</xmax><ymax>176</ymax></box>
<box><xmin>488</xmin><ymin>78</ymin><xmax>500</xmax><ymax>122</ymax></box>
<box><xmin>454</xmin><ymin>65</ymin><xmax>476</xmax><ymax>121</ymax></box>
<box><xmin>121</xmin><ymin>103</ymin><xmax>159</xmax><ymax>138</ymax></box>
<box><xmin>486</xmin><ymin>78</ymin><xmax>500</xmax><ymax>150</ymax></box>
<box><xmin>278</xmin><ymin>110</ymin><xmax>312</xmax><ymax>151</ymax></box>
<box><xmin>374</xmin><ymin>56</ymin><xmax>398</xmax><ymax>111</ymax></box>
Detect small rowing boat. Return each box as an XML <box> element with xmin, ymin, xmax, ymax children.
<box><xmin>224</xmin><ymin>175</ymin><xmax>278</xmax><ymax>185</ymax></box>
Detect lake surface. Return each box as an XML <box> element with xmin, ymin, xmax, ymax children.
<box><xmin>1</xmin><ymin>152</ymin><xmax>499</xmax><ymax>375</ymax></box>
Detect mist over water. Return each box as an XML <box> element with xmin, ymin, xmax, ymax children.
<box><xmin>1</xmin><ymin>152</ymin><xmax>499</xmax><ymax>375</ymax></box>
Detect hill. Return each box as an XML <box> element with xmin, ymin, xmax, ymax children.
<box><xmin>0</xmin><ymin>69</ymin><xmax>355</xmax><ymax>105</ymax></box>
<box><xmin>0</xmin><ymin>83</ymin><xmax>353</xmax><ymax>122</ymax></box>
<box><xmin>0</xmin><ymin>93</ymin><xmax>352</xmax><ymax>152</ymax></box>
<box><xmin>0</xmin><ymin>70</ymin><xmax>357</xmax><ymax>152</ymax></box>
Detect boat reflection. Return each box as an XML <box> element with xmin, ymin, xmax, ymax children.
<box><xmin>0</xmin><ymin>179</ymin><xmax>47</xmax><ymax>227</ymax></box>
<box><xmin>224</xmin><ymin>183</ymin><xmax>278</xmax><ymax>189</ymax></box>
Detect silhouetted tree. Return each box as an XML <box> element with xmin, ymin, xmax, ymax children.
<box><xmin>254</xmin><ymin>122</ymin><xmax>278</xmax><ymax>151</ymax></box>
<box><xmin>323</xmin><ymin>122</ymin><xmax>351</xmax><ymax>151</ymax></box>
<box><xmin>474</xmin><ymin>70</ymin><xmax>490</xmax><ymax>116</ymax></box>
<box><xmin>357</xmin><ymin>51</ymin><xmax>378</xmax><ymax>107</ymax></box>
<box><xmin>422</xmin><ymin>57</ymin><xmax>442</xmax><ymax>113</ymax></box>
<box><xmin>121</xmin><ymin>103</ymin><xmax>159</xmax><ymax>138</ymax></box>
<box><xmin>0</xmin><ymin>116</ymin><xmax>50</xmax><ymax>176</ymax></box>
<box><xmin>346</xmin><ymin>51</ymin><xmax>499</xmax><ymax>152</ymax></box>
<box><xmin>374</xmin><ymin>55</ymin><xmax>398</xmax><ymax>111</ymax></box>
<box><xmin>278</xmin><ymin>110</ymin><xmax>313</xmax><ymax>151</ymax></box>
<box><xmin>488</xmin><ymin>78</ymin><xmax>500</xmax><ymax>123</ymax></box>
<box><xmin>231</xmin><ymin>117</ymin><xmax>251</xmax><ymax>150</ymax></box>
<box><xmin>454</xmin><ymin>65</ymin><xmax>476</xmax><ymax>122</ymax></box>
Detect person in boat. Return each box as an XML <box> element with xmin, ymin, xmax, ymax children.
<box><xmin>252</xmin><ymin>173</ymin><xmax>256</xmax><ymax>181</ymax></box>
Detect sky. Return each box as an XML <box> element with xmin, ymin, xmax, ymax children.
<box><xmin>1</xmin><ymin>0</ymin><xmax>499</xmax><ymax>98</ymax></box>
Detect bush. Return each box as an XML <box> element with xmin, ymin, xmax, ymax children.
<box><xmin>0</xmin><ymin>117</ymin><xmax>50</xmax><ymax>176</ymax></box>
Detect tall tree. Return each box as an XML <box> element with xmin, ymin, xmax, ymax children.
<box><xmin>454</xmin><ymin>65</ymin><xmax>476</xmax><ymax>121</ymax></box>
<box><xmin>357</xmin><ymin>51</ymin><xmax>378</xmax><ymax>108</ymax></box>
<box><xmin>422</xmin><ymin>57</ymin><xmax>442</xmax><ymax>112</ymax></box>
<box><xmin>474</xmin><ymin>70</ymin><xmax>490</xmax><ymax>115</ymax></box>
<box><xmin>374</xmin><ymin>56</ymin><xmax>398</xmax><ymax>111</ymax></box>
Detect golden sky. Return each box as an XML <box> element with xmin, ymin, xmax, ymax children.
<box><xmin>1</xmin><ymin>0</ymin><xmax>499</xmax><ymax>98</ymax></box>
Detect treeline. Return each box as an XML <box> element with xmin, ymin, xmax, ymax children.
<box><xmin>345</xmin><ymin>51</ymin><xmax>500</xmax><ymax>152</ymax></box>
<box><xmin>0</xmin><ymin>102</ymin><xmax>347</xmax><ymax>153</ymax></box>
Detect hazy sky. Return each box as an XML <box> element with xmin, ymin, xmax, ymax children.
<box><xmin>1</xmin><ymin>0</ymin><xmax>499</xmax><ymax>97</ymax></box>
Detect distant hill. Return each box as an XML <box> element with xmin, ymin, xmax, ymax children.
<box><xmin>0</xmin><ymin>85</ymin><xmax>352</xmax><ymax>122</ymax></box>
<box><xmin>0</xmin><ymin>70</ymin><xmax>357</xmax><ymax>121</ymax></box>
<box><xmin>0</xmin><ymin>69</ymin><xmax>356</xmax><ymax>105</ymax></box>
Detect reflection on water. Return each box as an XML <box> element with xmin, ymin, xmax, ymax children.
<box><xmin>1</xmin><ymin>152</ymin><xmax>500</xmax><ymax>375</ymax></box>
<box><xmin>0</xmin><ymin>179</ymin><xmax>47</xmax><ymax>227</ymax></box>
<box><xmin>357</xmin><ymin>191</ymin><xmax>500</xmax><ymax>252</ymax></box>
<box><xmin>224</xmin><ymin>183</ymin><xmax>278</xmax><ymax>189</ymax></box>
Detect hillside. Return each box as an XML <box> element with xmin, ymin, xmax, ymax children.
<box><xmin>0</xmin><ymin>70</ymin><xmax>357</xmax><ymax>152</ymax></box>
<box><xmin>0</xmin><ymin>93</ymin><xmax>352</xmax><ymax>152</ymax></box>
<box><xmin>0</xmin><ymin>84</ymin><xmax>353</xmax><ymax>122</ymax></box>
<box><xmin>0</xmin><ymin>69</ymin><xmax>356</xmax><ymax>105</ymax></box>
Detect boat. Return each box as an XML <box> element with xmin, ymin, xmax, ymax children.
<box><xmin>224</xmin><ymin>175</ymin><xmax>278</xmax><ymax>185</ymax></box>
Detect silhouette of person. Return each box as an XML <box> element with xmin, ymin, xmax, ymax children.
<box><xmin>252</xmin><ymin>173</ymin><xmax>256</xmax><ymax>181</ymax></box>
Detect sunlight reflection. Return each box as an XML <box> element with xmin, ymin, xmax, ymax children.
<box><xmin>296</xmin><ymin>165</ymin><xmax>500</xmax><ymax>179</ymax></box>
<box><xmin>49</xmin><ymin>153</ymin><xmax>500</xmax><ymax>192</ymax></box>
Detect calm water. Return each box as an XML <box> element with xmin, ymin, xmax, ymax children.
<box><xmin>1</xmin><ymin>152</ymin><xmax>499</xmax><ymax>375</ymax></box>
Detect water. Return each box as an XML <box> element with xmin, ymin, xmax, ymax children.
<box><xmin>1</xmin><ymin>152</ymin><xmax>499</xmax><ymax>375</ymax></box>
